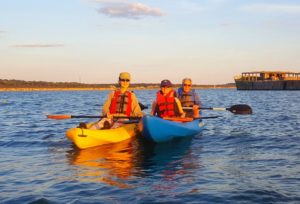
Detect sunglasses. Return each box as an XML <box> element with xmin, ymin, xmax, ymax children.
<box><xmin>119</xmin><ymin>78</ymin><xmax>130</xmax><ymax>82</ymax></box>
<box><xmin>183</xmin><ymin>84</ymin><xmax>191</xmax><ymax>87</ymax></box>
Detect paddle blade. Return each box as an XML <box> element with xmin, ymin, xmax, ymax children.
<box><xmin>139</xmin><ymin>103</ymin><xmax>148</xmax><ymax>110</ymax></box>
<box><xmin>47</xmin><ymin>115</ymin><xmax>72</xmax><ymax>120</ymax></box>
<box><xmin>228</xmin><ymin>104</ymin><xmax>252</xmax><ymax>115</ymax></box>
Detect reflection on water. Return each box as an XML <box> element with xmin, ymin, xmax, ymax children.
<box><xmin>136</xmin><ymin>137</ymin><xmax>198</xmax><ymax>170</ymax></box>
<box><xmin>135</xmin><ymin>137</ymin><xmax>201</xmax><ymax>192</ymax></box>
<box><xmin>66</xmin><ymin>136</ymin><xmax>198</xmax><ymax>189</ymax></box>
<box><xmin>66</xmin><ymin>138</ymin><xmax>135</xmax><ymax>188</ymax></box>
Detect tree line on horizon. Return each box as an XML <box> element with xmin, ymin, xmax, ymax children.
<box><xmin>0</xmin><ymin>79</ymin><xmax>235</xmax><ymax>88</ymax></box>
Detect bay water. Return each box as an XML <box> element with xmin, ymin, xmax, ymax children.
<box><xmin>0</xmin><ymin>89</ymin><xmax>299</xmax><ymax>203</ymax></box>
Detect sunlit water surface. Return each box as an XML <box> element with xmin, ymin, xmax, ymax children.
<box><xmin>0</xmin><ymin>89</ymin><xmax>299</xmax><ymax>203</ymax></box>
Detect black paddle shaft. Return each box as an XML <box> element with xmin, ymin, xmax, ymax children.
<box><xmin>71</xmin><ymin>115</ymin><xmax>142</xmax><ymax>119</ymax></box>
<box><xmin>185</xmin><ymin>104</ymin><xmax>253</xmax><ymax>115</ymax></box>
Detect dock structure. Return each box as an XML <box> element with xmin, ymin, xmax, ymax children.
<box><xmin>234</xmin><ymin>71</ymin><xmax>300</xmax><ymax>90</ymax></box>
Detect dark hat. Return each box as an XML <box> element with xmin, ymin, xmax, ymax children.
<box><xmin>160</xmin><ymin>79</ymin><xmax>172</xmax><ymax>87</ymax></box>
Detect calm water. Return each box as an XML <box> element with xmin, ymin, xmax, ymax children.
<box><xmin>0</xmin><ymin>89</ymin><xmax>299</xmax><ymax>204</ymax></box>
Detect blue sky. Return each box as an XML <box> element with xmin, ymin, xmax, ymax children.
<box><xmin>1</xmin><ymin>0</ymin><xmax>300</xmax><ymax>84</ymax></box>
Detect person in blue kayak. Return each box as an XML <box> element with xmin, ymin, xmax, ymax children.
<box><xmin>177</xmin><ymin>78</ymin><xmax>201</xmax><ymax>118</ymax></box>
<box><xmin>85</xmin><ymin>72</ymin><xmax>144</xmax><ymax>130</ymax></box>
<box><xmin>150</xmin><ymin>79</ymin><xmax>185</xmax><ymax>118</ymax></box>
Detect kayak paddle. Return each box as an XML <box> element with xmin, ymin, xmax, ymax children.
<box><xmin>47</xmin><ymin>103</ymin><xmax>148</xmax><ymax>120</ymax></box>
<box><xmin>47</xmin><ymin>115</ymin><xmax>142</xmax><ymax>120</ymax></box>
<box><xmin>183</xmin><ymin>104</ymin><xmax>252</xmax><ymax>115</ymax></box>
<box><xmin>163</xmin><ymin>116</ymin><xmax>220</xmax><ymax>122</ymax></box>
<box><xmin>138</xmin><ymin>102</ymin><xmax>148</xmax><ymax>110</ymax></box>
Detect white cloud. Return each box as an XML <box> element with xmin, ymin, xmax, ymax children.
<box><xmin>96</xmin><ymin>1</ymin><xmax>165</xmax><ymax>19</ymax></box>
<box><xmin>241</xmin><ymin>3</ymin><xmax>300</xmax><ymax>14</ymax></box>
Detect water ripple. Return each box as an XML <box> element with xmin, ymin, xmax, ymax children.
<box><xmin>0</xmin><ymin>90</ymin><xmax>300</xmax><ymax>203</ymax></box>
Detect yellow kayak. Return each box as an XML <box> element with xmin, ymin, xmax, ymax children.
<box><xmin>66</xmin><ymin>123</ymin><xmax>138</xmax><ymax>149</ymax></box>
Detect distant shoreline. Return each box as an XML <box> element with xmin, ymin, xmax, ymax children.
<box><xmin>0</xmin><ymin>86</ymin><xmax>236</xmax><ymax>92</ymax></box>
<box><xmin>0</xmin><ymin>78</ymin><xmax>236</xmax><ymax>91</ymax></box>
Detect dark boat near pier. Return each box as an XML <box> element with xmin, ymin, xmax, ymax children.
<box><xmin>234</xmin><ymin>71</ymin><xmax>300</xmax><ymax>90</ymax></box>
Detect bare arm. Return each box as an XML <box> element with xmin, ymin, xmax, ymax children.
<box><xmin>102</xmin><ymin>91</ymin><xmax>114</xmax><ymax>116</ymax></box>
<box><xmin>175</xmin><ymin>98</ymin><xmax>185</xmax><ymax>117</ymax></box>
<box><xmin>194</xmin><ymin>91</ymin><xmax>201</xmax><ymax>107</ymax></box>
<box><xmin>150</xmin><ymin>100</ymin><xmax>157</xmax><ymax>116</ymax></box>
<box><xmin>130</xmin><ymin>93</ymin><xmax>144</xmax><ymax>117</ymax></box>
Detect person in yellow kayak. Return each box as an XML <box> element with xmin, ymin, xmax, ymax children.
<box><xmin>150</xmin><ymin>79</ymin><xmax>185</xmax><ymax>118</ymax></box>
<box><xmin>86</xmin><ymin>72</ymin><xmax>144</xmax><ymax>130</ymax></box>
<box><xmin>177</xmin><ymin>78</ymin><xmax>201</xmax><ymax>118</ymax></box>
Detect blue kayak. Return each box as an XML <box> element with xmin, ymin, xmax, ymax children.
<box><xmin>141</xmin><ymin>115</ymin><xmax>204</xmax><ymax>143</ymax></box>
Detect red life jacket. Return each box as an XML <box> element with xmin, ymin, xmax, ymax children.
<box><xmin>156</xmin><ymin>90</ymin><xmax>176</xmax><ymax>117</ymax></box>
<box><xmin>109</xmin><ymin>90</ymin><xmax>132</xmax><ymax>116</ymax></box>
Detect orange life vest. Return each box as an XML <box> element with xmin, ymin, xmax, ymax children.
<box><xmin>109</xmin><ymin>90</ymin><xmax>132</xmax><ymax>116</ymax></box>
<box><xmin>156</xmin><ymin>90</ymin><xmax>176</xmax><ymax>117</ymax></box>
